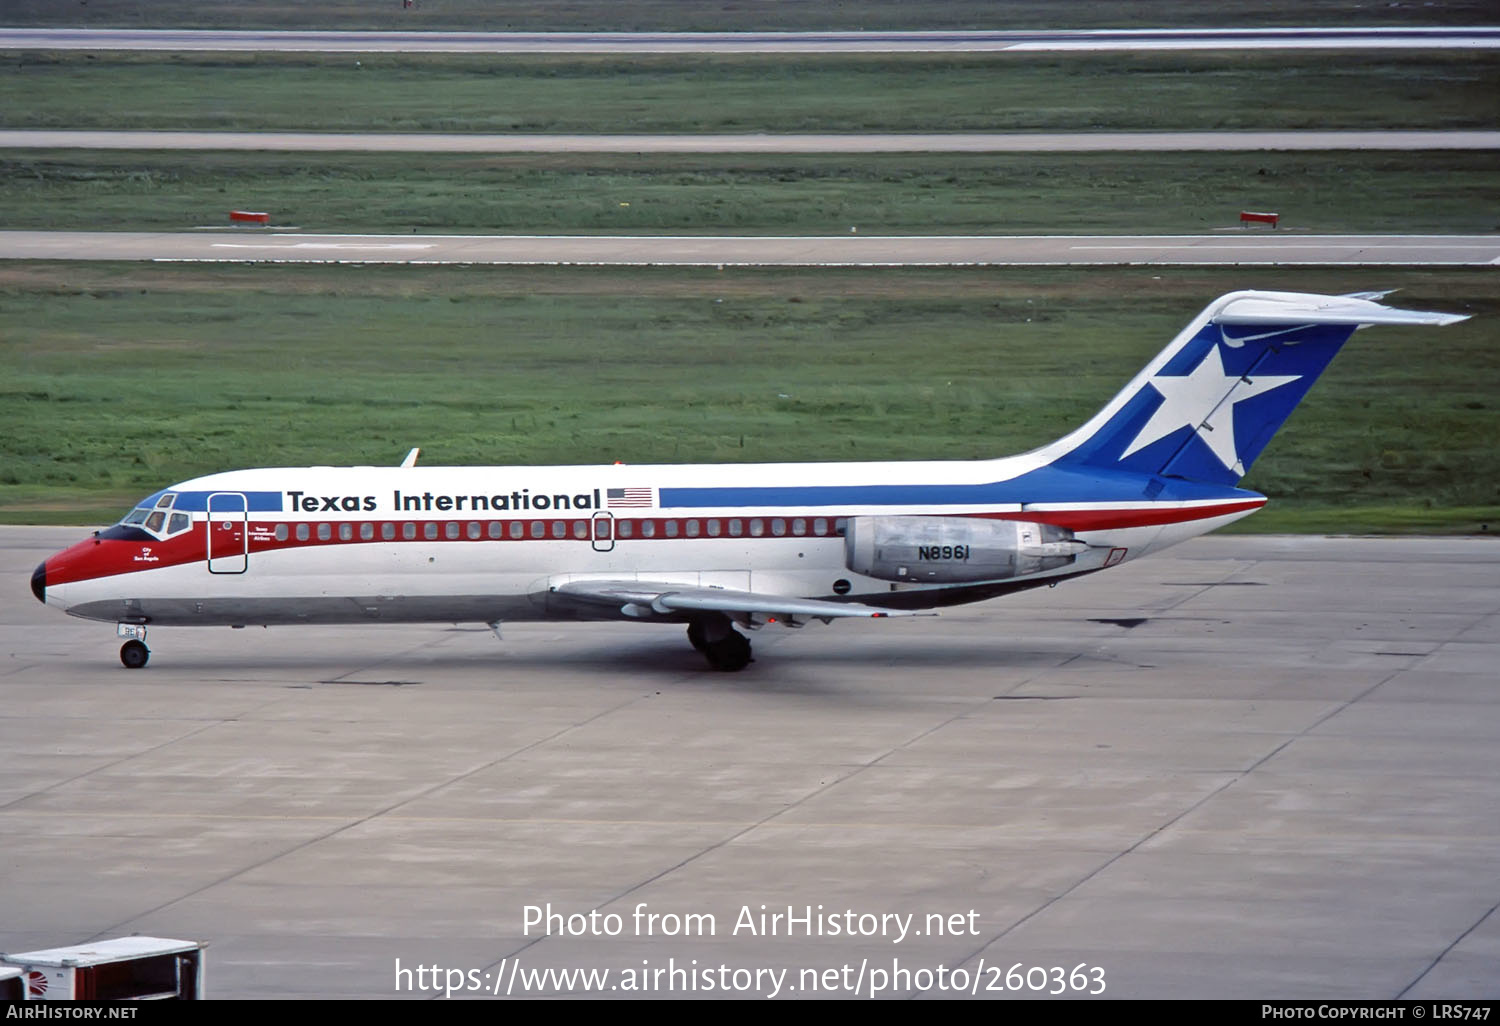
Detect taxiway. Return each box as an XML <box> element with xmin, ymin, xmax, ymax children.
<box><xmin>3</xmin><ymin>231</ymin><xmax>1496</xmax><ymax>267</ymax></box>
<box><xmin>4</xmin><ymin>27</ymin><xmax>1497</xmax><ymax>53</ymax></box>
<box><xmin>3</xmin><ymin>527</ymin><xmax>1496</xmax><ymax>998</ymax></box>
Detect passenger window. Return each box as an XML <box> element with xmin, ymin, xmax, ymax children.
<box><xmin>403</xmin><ymin>522</ymin><xmax>416</xmax><ymax>540</ymax></box>
<box><xmin>424</xmin><ymin>522</ymin><xmax>438</xmax><ymax>540</ymax></box>
<box><xmin>834</xmin><ymin>517</ymin><xmax>848</xmax><ymax>536</ymax></box>
<box><xmin>642</xmin><ymin>520</ymin><xmax>657</xmax><ymax>538</ymax></box>
<box><xmin>275</xmin><ymin>524</ymin><xmax>289</xmax><ymax>542</ymax></box>
<box><xmin>551</xmin><ymin>521</ymin><xmax>566</xmax><ymax>539</ymax></box>
<box><xmin>771</xmin><ymin>518</ymin><xmax>787</xmax><ymax>537</ymax></box>
<box><xmin>618</xmin><ymin>520</ymin><xmax>633</xmax><ymax>539</ymax></box>
<box><xmin>749</xmin><ymin>518</ymin><xmax>764</xmax><ymax>537</ymax></box>
<box><xmin>339</xmin><ymin>523</ymin><xmax>353</xmax><ymax>541</ymax></box>
<box><xmin>706</xmin><ymin>519</ymin><xmax>721</xmax><ymax>537</ymax></box>
<box><xmin>317</xmin><ymin>523</ymin><xmax>332</xmax><ymax>541</ymax></box>
<box><xmin>445</xmin><ymin>522</ymin><xmax>460</xmax><ymax>540</ymax></box>
<box><xmin>685</xmin><ymin>520</ymin><xmax>700</xmax><ymax>538</ymax></box>
<box><xmin>489</xmin><ymin>522</ymin><xmax>504</xmax><ymax>539</ymax></box>
<box><xmin>729</xmin><ymin>519</ymin><xmax>744</xmax><ymax>537</ymax></box>
<box><xmin>382</xmin><ymin>523</ymin><xmax>396</xmax><ymax>540</ymax></box>
<box><xmin>508</xmin><ymin>522</ymin><xmax>523</xmax><ymax>540</ymax></box>
<box><xmin>168</xmin><ymin>512</ymin><xmax>190</xmax><ymax>534</ymax></box>
<box><xmin>296</xmin><ymin>523</ymin><xmax>310</xmax><ymax>542</ymax></box>
<box><xmin>531</xmin><ymin>521</ymin><xmax>545</xmax><ymax>539</ymax></box>
<box><xmin>572</xmin><ymin>520</ymin><xmax>588</xmax><ymax>539</ymax></box>
<box><xmin>664</xmin><ymin>521</ymin><xmax>679</xmax><ymax>538</ymax></box>
<box><xmin>791</xmin><ymin>518</ymin><xmax>807</xmax><ymax>536</ymax></box>
<box><xmin>813</xmin><ymin>517</ymin><xmax>828</xmax><ymax>536</ymax></box>
<box><xmin>360</xmin><ymin>523</ymin><xmax>374</xmax><ymax>541</ymax></box>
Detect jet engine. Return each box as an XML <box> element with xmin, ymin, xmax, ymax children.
<box><xmin>844</xmin><ymin>516</ymin><xmax>1089</xmax><ymax>584</ymax></box>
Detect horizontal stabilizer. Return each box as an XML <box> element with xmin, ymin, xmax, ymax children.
<box><xmin>1214</xmin><ymin>292</ymin><xmax>1469</xmax><ymax>328</ymax></box>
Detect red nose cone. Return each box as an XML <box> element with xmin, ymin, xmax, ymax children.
<box><xmin>32</xmin><ymin>561</ymin><xmax>46</xmax><ymax>603</ymax></box>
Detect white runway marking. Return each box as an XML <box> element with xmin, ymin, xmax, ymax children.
<box><xmin>210</xmin><ymin>242</ymin><xmax>435</xmax><ymax>251</ymax></box>
<box><xmin>1070</xmin><ymin>244</ymin><xmax>1500</xmax><ymax>251</ymax></box>
<box><xmin>3</xmin><ymin>27</ymin><xmax>1497</xmax><ymax>53</ymax></box>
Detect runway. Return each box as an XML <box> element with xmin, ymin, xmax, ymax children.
<box><xmin>3</xmin><ymin>230</ymin><xmax>1497</xmax><ymax>267</ymax></box>
<box><xmin>5</xmin><ymin>130</ymin><xmax>1498</xmax><ymax>154</ymax></box>
<box><xmin>2</xmin><ymin>525</ymin><xmax>1496</xmax><ymax>998</ymax></box>
<box><xmin>4</xmin><ymin>27</ymin><xmax>1498</xmax><ymax>53</ymax></box>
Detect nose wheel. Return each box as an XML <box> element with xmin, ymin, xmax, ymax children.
<box><xmin>120</xmin><ymin>639</ymin><xmax>150</xmax><ymax>669</ymax></box>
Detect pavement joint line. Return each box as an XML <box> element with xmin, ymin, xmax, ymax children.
<box><xmin>1398</xmin><ymin>899</ymin><xmax>1500</xmax><ymax>998</ymax></box>
<box><xmin>80</xmin><ymin>685</ymin><xmax>659</xmax><ymax>944</ymax></box>
<box><xmin>945</xmin><ymin>661</ymin><xmax>1411</xmax><ymax>987</ymax></box>
<box><xmin>477</xmin><ymin>681</ymin><xmax>1013</xmax><ymax>984</ymax></box>
<box><xmin>0</xmin><ymin>706</ymin><xmax>274</xmax><ymax>816</ymax></box>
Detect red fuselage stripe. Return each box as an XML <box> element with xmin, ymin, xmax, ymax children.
<box><xmin>43</xmin><ymin>501</ymin><xmax>1264</xmax><ymax>586</ymax></box>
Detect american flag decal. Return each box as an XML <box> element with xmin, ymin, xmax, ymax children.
<box><xmin>607</xmin><ymin>487</ymin><xmax>653</xmax><ymax>508</ymax></box>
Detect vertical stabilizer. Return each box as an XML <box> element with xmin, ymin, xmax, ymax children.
<box><xmin>1041</xmin><ymin>291</ymin><xmax>1467</xmax><ymax>486</ymax></box>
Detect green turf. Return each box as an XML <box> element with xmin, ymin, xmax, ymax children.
<box><xmin>3</xmin><ymin>0</ymin><xmax>1493</xmax><ymax>30</ymax></box>
<box><xmin>2</xmin><ymin>263</ymin><xmax>1495</xmax><ymax>533</ymax></box>
<box><xmin>4</xmin><ymin>149</ymin><xmax>1498</xmax><ymax>235</ymax></box>
<box><xmin>5</xmin><ymin>52</ymin><xmax>1495</xmax><ymax>134</ymax></box>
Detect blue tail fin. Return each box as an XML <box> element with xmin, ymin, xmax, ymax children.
<box><xmin>1043</xmin><ymin>291</ymin><xmax>1467</xmax><ymax>487</ymax></box>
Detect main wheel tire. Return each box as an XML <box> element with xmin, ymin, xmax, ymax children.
<box><xmin>686</xmin><ymin>619</ymin><xmax>709</xmax><ymax>653</ymax></box>
<box><xmin>120</xmin><ymin>639</ymin><xmax>150</xmax><ymax>669</ymax></box>
<box><xmin>702</xmin><ymin>630</ymin><xmax>753</xmax><ymax>672</ymax></box>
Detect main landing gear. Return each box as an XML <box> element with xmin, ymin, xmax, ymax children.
<box><xmin>687</xmin><ymin>614</ymin><xmax>753</xmax><ymax>672</ymax></box>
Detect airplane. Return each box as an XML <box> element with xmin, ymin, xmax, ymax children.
<box><xmin>30</xmin><ymin>290</ymin><xmax>1466</xmax><ymax>672</ymax></box>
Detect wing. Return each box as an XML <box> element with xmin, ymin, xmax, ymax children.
<box><xmin>551</xmin><ymin>579</ymin><xmax>928</xmax><ymax>625</ymax></box>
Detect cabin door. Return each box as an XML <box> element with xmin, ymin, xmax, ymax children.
<box><xmin>591</xmin><ymin>511</ymin><xmax>615</xmax><ymax>553</ymax></box>
<box><xmin>207</xmin><ymin>492</ymin><xmax>248</xmax><ymax>573</ymax></box>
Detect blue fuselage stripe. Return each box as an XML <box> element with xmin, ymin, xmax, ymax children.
<box><xmin>661</xmin><ymin>484</ymin><xmax>1006</xmax><ymax>508</ymax></box>
<box><xmin>659</xmin><ymin>467</ymin><xmax>1255</xmax><ymax>509</ymax></box>
<box><xmin>148</xmin><ymin>490</ymin><xmax>285</xmax><ymax>512</ymax></box>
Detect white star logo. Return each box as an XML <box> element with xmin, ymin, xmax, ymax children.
<box><xmin>1120</xmin><ymin>344</ymin><xmax>1302</xmax><ymax>474</ymax></box>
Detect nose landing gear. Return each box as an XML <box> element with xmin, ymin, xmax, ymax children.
<box><xmin>117</xmin><ymin>623</ymin><xmax>150</xmax><ymax>669</ymax></box>
<box><xmin>120</xmin><ymin>639</ymin><xmax>150</xmax><ymax>669</ymax></box>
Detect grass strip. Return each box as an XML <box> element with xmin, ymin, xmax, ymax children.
<box><xmin>3</xmin><ymin>262</ymin><xmax>1495</xmax><ymax>533</ymax></box>
<box><xmin>3</xmin><ymin>150</ymin><xmax>1498</xmax><ymax>236</ymax></box>
<box><xmin>4</xmin><ymin>52</ymin><xmax>1495</xmax><ymax>134</ymax></box>
<box><xmin>2</xmin><ymin>0</ymin><xmax>1493</xmax><ymax>30</ymax></box>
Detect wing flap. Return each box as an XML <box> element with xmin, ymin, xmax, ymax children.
<box><xmin>553</xmin><ymin>579</ymin><xmax>924</xmax><ymax>620</ymax></box>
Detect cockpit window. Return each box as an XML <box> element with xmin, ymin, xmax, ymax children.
<box><xmin>116</xmin><ymin>500</ymin><xmax>193</xmax><ymax>540</ymax></box>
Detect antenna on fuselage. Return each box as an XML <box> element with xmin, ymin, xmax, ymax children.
<box><xmin>400</xmin><ymin>447</ymin><xmax>420</xmax><ymax>468</ymax></box>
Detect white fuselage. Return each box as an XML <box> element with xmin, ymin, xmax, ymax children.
<box><xmin>42</xmin><ymin>456</ymin><xmax>1260</xmax><ymax>628</ymax></box>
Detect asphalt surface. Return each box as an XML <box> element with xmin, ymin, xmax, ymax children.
<box><xmin>3</xmin><ymin>527</ymin><xmax>1496</xmax><ymax>998</ymax></box>
<box><xmin>5</xmin><ymin>130</ymin><xmax>1498</xmax><ymax>154</ymax></box>
<box><xmin>3</xmin><ymin>230</ymin><xmax>1497</xmax><ymax>267</ymax></box>
<box><xmin>3</xmin><ymin>27</ymin><xmax>1498</xmax><ymax>52</ymax></box>
<box><xmin>4</xmin><ymin>19</ymin><xmax>1497</xmax><ymax>1002</ymax></box>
